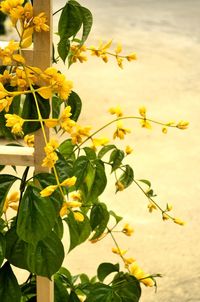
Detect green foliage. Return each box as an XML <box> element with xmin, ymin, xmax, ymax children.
<box><xmin>0</xmin><ymin>174</ymin><xmax>18</xmax><ymax>216</ymax></box>
<box><xmin>97</xmin><ymin>262</ymin><xmax>119</xmax><ymax>282</ymax></box>
<box><xmin>0</xmin><ymin>262</ymin><xmax>21</xmax><ymax>302</ymax></box>
<box><xmin>67</xmin><ymin>91</ymin><xmax>82</xmax><ymax>121</ymax></box>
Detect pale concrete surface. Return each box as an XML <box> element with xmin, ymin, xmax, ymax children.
<box><xmin>4</xmin><ymin>1</ymin><xmax>200</xmax><ymax>301</ymax></box>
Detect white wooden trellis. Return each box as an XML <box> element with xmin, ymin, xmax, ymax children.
<box><xmin>0</xmin><ymin>0</ymin><xmax>53</xmax><ymax>301</ymax></box>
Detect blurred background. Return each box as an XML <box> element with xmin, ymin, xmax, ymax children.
<box><xmin>1</xmin><ymin>1</ymin><xmax>200</xmax><ymax>301</ymax></box>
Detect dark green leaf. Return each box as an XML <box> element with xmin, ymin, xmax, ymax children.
<box><xmin>97</xmin><ymin>263</ymin><xmax>119</xmax><ymax>282</ymax></box>
<box><xmin>0</xmin><ymin>174</ymin><xmax>18</xmax><ymax>216</ymax></box>
<box><xmin>79</xmin><ymin>6</ymin><xmax>93</xmax><ymax>44</ymax></box>
<box><xmin>27</xmin><ymin>232</ymin><xmax>64</xmax><ymax>279</ymax></box>
<box><xmin>58</xmin><ymin>2</ymin><xmax>82</xmax><ymax>39</ymax></box>
<box><xmin>9</xmin><ymin>95</ymin><xmax>21</xmax><ymax>114</ymax></box>
<box><xmin>58</xmin><ymin>36</ymin><xmax>70</xmax><ymax>63</ymax></box>
<box><xmin>90</xmin><ymin>203</ymin><xmax>109</xmax><ymax>240</ymax></box>
<box><xmin>53</xmin><ymin>216</ymin><xmax>64</xmax><ymax>240</ymax></box>
<box><xmin>87</xmin><ymin>160</ymin><xmax>107</xmax><ymax>202</ymax></box>
<box><xmin>0</xmin><ymin>261</ymin><xmax>21</xmax><ymax>302</ymax></box>
<box><xmin>54</xmin><ymin>274</ymin><xmax>70</xmax><ymax>302</ymax></box>
<box><xmin>83</xmin><ymin>147</ymin><xmax>96</xmax><ymax>160</ymax></box>
<box><xmin>118</xmin><ymin>165</ymin><xmax>134</xmax><ymax>189</ymax></box>
<box><xmin>109</xmin><ymin>149</ymin><xmax>124</xmax><ymax>172</ymax></box>
<box><xmin>52</xmin><ymin>96</ymin><xmax>62</xmax><ymax>119</ymax></box>
<box><xmin>98</xmin><ymin>145</ymin><xmax>116</xmax><ymax>159</ymax></box>
<box><xmin>67</xmin><ymin>91</ymin><xmax>82</xmax><ymax>121</ymax></box>
<box><xmin>17</xmin><ymin>184</ymin><xmax>58</xmax><ymax>243</ymax></box>
<box><xmin>0</xmin><ymin>233</ymin><xmax>5</xmax><ymax>267</ymax></box>
<box><xmin>69</xmin><ymin>291</ymin><xmax>80</xmax><ymax>302</ymax></box>
<box><xmin>5</xmin><ymin>226</ymin><xmax>29</xmax><ymax>270</ymax></box>
<box><xmin>84</xmin><ymin>283</ymin><xmax>120</xmax><ymax>302</ymax></box>
<box><xmin>55</xmin><ymin>152</ymin><xmax>73</xmax><ymax>182</ymax></box>
<box><xmin>73</xmin><ymin>156</ymin><xmax>89</xmax><ymax>188</ymax></box>
<box><xmin>64</xmin><ymin>211</ymin><xmax>91</xmax><ymax>252</ymax></box>
<box><xmin>22</xmin><ymin>92</ymin><xmax>50</xmax><ymax>135</ymax></box>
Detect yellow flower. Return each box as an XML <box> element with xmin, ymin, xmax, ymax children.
<box><xmin>5</xmin><ymin>113</ymin><xmax>24</xmax><ymax>134</ymax></box>
<box><xmin>24</xmin><ymin>134</ymin><xmax>34</xmax><ymax>147</ymax></box>
<box><xmin>12</xmin><ymin>53</ymin><xmax>25</xmax><ymax>64</ymax></box>
<box><xmin>112</xmin><ymin>247</ymin><xmax>127</xmax><ymax>256</ymax></box>
<box><xmin>0</xmin><ymin>70</ymin><xmax>12</xmax><ymax>85</ymax></box>
<box><xmin>42</xmin><ymin>152</ymin><xmax>58</xmax><ymax>168</ymax></box>
<box><xmin>70</xmin><ymin>44</ymin><xmax>87</xmax><ymax>63</ymax></box>
<box><xmin>59</xmin><ymin>106</ymin><xmax>76</xmax><ymax>133</ymax></box>
<box><xmin>0</xmin><ymin>96</ymin><xmax>13</xmax><ymax>112</ymax></box>
<box><xmin>140</xmin><ymin>119</ymin><xmax>152</xmax><ymax>129</ymax></box>
<box><xmin>60</xmin><ymin>202</ymin><xmax>68</xmax><ymax>217</ymax></box>
<box><xmin>116</xmin><ymin>56</ymin><xmax>123</xmax><ymax>69</ymax></box>
<box><xmin>0</xmin><ymin>40</ymin><xmax>19</xmax><ymax>65</ymax></box>
<box><xmin>3</xmin><ymin>191</ymin><xmax>20</xmax><ymax>213</ymax></box>
<box><xmin>44</xmin><ymin>118</ymin><xmax>59</xmax><ymax>128</ymax></box>
<box><xmin>113</xmin><ymin>122</ymin><xmax>131</xmax><ymax>140</ymax></box>
<box><xmin>176</xmin><ymin>121</ymin><xmax>189</xmax><ymax>130</ymax></box>
<box><xmin>147</xmin><ymin>202</ymin><xmax>157</xmax><ymax>213</ymax></box>
<box><xmin>115</xmin><ymin>180</ymin><xmax>125</xmax><ymax>191</ymax></box>
<box><xmin>66</xmin><ymin>201</ymin><xmax>82</xmax><ymax>208</ymax></box>
<box><xmin>162</xmin><ymin>213</ymin><xmax>169</xmax><ymax>221</ymax></box>
<box><xmin>129</xmin><ymin>262</ymin><xmax>154</xmax><ymax>287</ymax></box>
<box><xmin>139</xmin><ymin>106</ymin><xmax>146</xmax><ymax>118</ymax></box>
<box><xmin>92</xmin><ymin>137</ymin><xmax>109</xmax><ymax>148</ymax></box>
<box><xmin>37</xmin><ymin>86</ymin><xmax>52</xmax><ymax>99</ymax></box>
<box><xmin>70</xmin><ymin>191</ymin><xmax>82</xmax><ymax>201</ymax></box>
<box><xmin>124</xmin><ymin>257</ymin><xmax>136</xmax><ymax>266</ymax></box>
<box><xmin>122</xmin><ymin>223</ymin><xmax>134</xmax><ymax>236</ymax></box>
<box><xmin>40</xmin><ymin>185</ymin><xmax>58</xmax><ymax>197</ymax></box>
<box><xmin>33</xmin><ymin>12</ymin><xmax>49</xmax><ymax>32</ymax></box>
<box><xmin>166</xmin><ymin>203</ymin><xmax>173</xmax><ymax>211</ymax></box>
<box><xmin>71</xmin><ymin>125</ymin><xmax>91</xmax><ymax>144</ymax></box>
<box><xmin>60</xmin><ymin>176</ymin><xmax>77</xmax><ymax>187</ymax></box>
<box><xmin>126</xmin><ymin>52</ymin><xmax>137</xmax><ymax>61</ymax></box>
<box><xmin>0</xmin><ymin>82</ymin><xmax>9</xmax><ymax>99</ymax></box>
<box><xmin>173</xmin><ymin>217</ymin><xmax>185</xmax><ymax>226</ymax></box>
<box><xmin>44</xmin><ymin>139</ymin><xmax>59</xmax><ymax>155</ymax></box>
<box><xmin>125</xmin><ymin>145</ymin><xmax>133</xmax><ymax>155</ymax></box>
<box><xmin>109</xmin><ymin>105</ymin><xmax>123</xmax><ymax>117</ymax></box>
<box><xmin>73</xmin><ymin>211</ymin><xmax>84</xmax><ymax>222</ymax></box>
<box><xmin>162</xmin><ymin>127</ymin><xmax>168</xmax><ymax>134</ymax></box>
<box><xmin>115</xmin><ymin>43</ymin><xmax>122</xmax><ymax>54</ymax></box>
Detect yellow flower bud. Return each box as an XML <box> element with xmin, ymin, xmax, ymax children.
<box><xmin>122</xmin><ymin>223</ymin><xmax>134</xmax><ymax>236</ymax></box>
<box><xmin>112</xmin><ymin>247</ymin><xmax>127</xmax><ymax>256</ymax></box>
<box><xmin>40</xmin><ymin>185</ymin><xmax>58</xmax><ymax>197</ymax></box>
<box><xmin>115</xmin><ymin>181</ymin><xmax>125</xmax><ymax>191</ymax></box>
<box><xmin>125</xmin><ymin>145</ymin><xmax>133</xmax><ymax>155</ymax></box>
<box><xmin>61</xmin><ymin>176</ymin><xmax>77</xmax><ymax>187</ymax></box>
<box><xmin>162</xmin><ymin>213</ymin><xmax>169</xmax><ymax>221</ymax></box>
<box><xmin>162</xmin><ymin>127</ymin><xmax>168</xmax><ymax>134</ymax></box>
<box><xmin>73</xmin><ymin>211</ymin><xmax>84</xmax><ymax>222</ymax></box>
<box><xmin>173</xmin><ymin>217</ymin><xmax>185</xmax><ymax>226</ymax></box>
<box><xmin>176</xmin><ymin>121</ymin><xmax>189</xmax><ymax>130</ymax></box>
<box><xmin>139</xmin><ymin>106</ymin><xmax>146</xmax><ymax>118</ymax></box>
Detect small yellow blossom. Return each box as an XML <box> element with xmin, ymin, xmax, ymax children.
<box><xmin>173</xmin><ymin>217</ymin><xmax>185</xmax><ymax>226</ymax></box>
<box><xmin>166</xmin><ymin>203</ymin><xmax>173</xmax><ymax>211</ymax></box>
<box><xmin>12</xmin><ymin>54</ymin><xmax>25</xmax><ymax>64</ymax></box>
<box><xmin>115</xmin><ymin>180</ymin><xmax>125</xmax><ymax>192</ymax></box>
<box><xmin>70</xmin><ymin>44</ymin><xmax>87</xmax><ymax>63</ymax></box>
<box><xmin>126</xmin><ymin>52</ymin><xmax>137</xmax><ymax>61</ymax></box>
<box><xmin>112</xmin><ymin>247</ymin><xmax>127</xmax><ymax>256</ymax></box>
<box><xmin>40</xmin><ymin>185</ymin><xmax>58</xmax><ymax>197</ymax></box>
<box><xmin>70</xmin><ymin>191</ymin><xmax>82</xmax><ymax>201</ymax></box>
<box><xmin>116</xmin><ymin>56</ymin><xmax>123</xmax><ymax>69</ymax></box>
<box><xmin>147</xmin><ymin>202</ymin><xmax>157</xmax><ymax>213</ymax></box>
<box><xmin>0</xmin><ymin>96</ymin><xmax>13</xmax><ymax>112</ymax></box>
<box><xmin>0</xmin><ymin>70</ymin><xmax>12</xmax><ymax>85</ymax></box>
<box><xmin>71</xmin><ymin>125</ymin><xmax>91</xmax><ymax>144</ymax></box>
<box><xmin>140</xmin><ymin>119</ymin><xmax>152</xmax><ymax>129</ymax></box>
<box><xmin>139</xmin><ymin>106</ymin><xmax>146</xmax><ymax>118</ymax></box>
<box><xmin>162</xmin><ymin>127</ymin><xmax>168</xmax><ymax>134</ymax></box>
<box><xmin>129</xmin><ymin>262</ymin><xmax>154</xmax><ymax>287</ymax></box>
<box><xmin>115</xmin><ymin>43</ymin><xmax>122</xmax><ymax>54</ymax></box>
<box><xmin>42</xmin><ymin>152</ymin><xmax>58</xmax><ymax>168</ymax></box>
<box><xmin>24</xmin><ymin>134</ymin><xmax>34</xmax><ymax>147</ymax></box>
<box><xmin>33</xmin><ymin>12</ymin><xmax>49</xmax><ymax>32</ymax></box>
<box><xmin>122</xmin><ymin>223</ymin><xmax>134</xmax><ymax>236</ymax></box>
<box><xmin>44</xmin><ymin>118</ymin><xmax>59</xmax><ymax>128</ymax></box>
<box><xmin>113</xmin><ymin>121</ymin><xmax>131</xmax><ymax>140</ymax></box>
<box><xmin>66</xmin><ymin>201</ymin><xmax>82</xmax><ymax>208</ymax></box>
<box><xmin>176</xmin><ymin>121</ymin><xmax>189</xmax><ymax>130</ymax></box>
<box><xmin>59</xmin><ymin>106</ymin><xmax>76</xmax><ymax>133</ymax></box>
<box><xmin>3</xmin><ymin>191</ymin><xmax>20</xmax><ymax>213</ymax></box>
<box><xmin>60</xmin><ymin>202</ymin><xmax>68</xmax><ymax>217</ymax></box>
<box><xmin>44</xmin><ymin>139</ymin><xmax>59</xmax><ymax>155</ymax></box>
<box><xmin>109</xmin><ymin>105</ymin><xmax>123</xmax><ymax>117</ymax></box>
<box><xmin>60</xmin><ymin>176</ymin><xmax>77</xmax><ymax>187</ymax></box>
<box><xmin>73</xmin><ymin>211</ymin><xmax>84</xmax><ymax>222</ymax></box>
<box><xmin>162</xmin><ymin>213</ymin><xmax>169</xmax><ymax>221</ymax></box>
<box><xmin>92</xmin><ymin>137</ymin><xmax>109</xmax><ymax>148</ymax></box>
<box><xmin>5</xmin><ymin>113</ymin><xmax>24</xmax><ymax>134</ymax></box>
<box><xmin>124</xmin><ymin>257</ymin><xmax>136</xmax><ymax>266</ymax></box>
<box><xmin>125</xmin><ymin>145</ymin><xmax>133</xmax><ymax>155</ymax></box>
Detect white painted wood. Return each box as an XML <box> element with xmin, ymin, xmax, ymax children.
<box><xmin>0</xmin><ymin>146</ymin><xmax>34</xmax><ymax>166</ymax></box>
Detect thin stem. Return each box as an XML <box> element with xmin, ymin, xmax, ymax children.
<box><xmin>53</xmin><ymin>6</ymin><xmax>65</xmax><ymax>16</ymax></box>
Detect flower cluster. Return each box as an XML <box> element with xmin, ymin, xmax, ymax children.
<box><xmin>70</xmin><ymin>40</ymin><xmax>137</xmax><ymax>68</ymax></box>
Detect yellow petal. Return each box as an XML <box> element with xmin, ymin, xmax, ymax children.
<box><xmin>73</xmin><ymin>211</ymin><xmax>84</xmax><ymax>222</ymax></box>
<box><xmin>37</xmin><ymin>86</ymin><xmax>52</xmax><ymax>99</ymax></box>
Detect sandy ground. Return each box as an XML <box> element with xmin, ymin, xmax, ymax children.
<box><xmin>2</xmin><ymin>1</ymin><xmax>200</xmax><ymax>301</ymax></box>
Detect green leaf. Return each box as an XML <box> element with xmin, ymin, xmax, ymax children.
<box><xmin>79</xmin><ymin>6</ymin><xmax>93</xmax><ymax>44</ymax></box>
<box><xmin>52</xmin><ymin>95</ymin><xmax>62</xmax><ymax>119</ymax></box>
<box><xmin>84</xmin><ymin>162</ymin><xmax>96</xmax><ymax>193</ymax></box>
<box><xmin>112</xmin><ymin>273</ymin><xmax>141</xmax><ymax>302</ymax></box>
<box><xmin>22</xmin><ymin>92</ymin><xmax>50</xmax><ymax>135</ymax></box>
<box><xmin>118</xmin><ymin>165</ymin><xmax>134</xmax><ymax>189</ymax></box>
<box><xmin>97</xmin><ymin>263</ymin><xmax>119</xmax><ymax>282</ymax></box>
<box><xmin>58</xmin><ymin>2</ymin><xmax>82</xmax><ymax>39</ymax></box>
<box><xmin>0</xmin><ymin>233</ymin><xmax>5</xmax><ymax>267</ymax></box>
<box><xmin>58</xmin><ymin>36</ymin><xmax>70</xmax><ymax>63</ymax></box>
<box><xmin>59</xmin><ymin>139</ymin><xmax>75</xmax><ymax>160</ymax></box>
<box><xmin>84</xmin><ymin>283</ymin><xmax>120</xmax><ymax>302</ymax></box>
<box><xmin>27</xmin><ymin>231</ymin><xmax>64</xmax><ymax>279</ymax></box>
<box><xmin>83</xmin><ymin>147</ymin><xmax>96</xmax><ymax>160</ymax></box>
<box><xmin>73</xmin><ymin>156</ymin><xmax>89</xmax><ymax>188</ymax></box>
<box><xmin>98</xmin><ymin>145</ymin><xmax>116</xmax><ymax>159</ymax></box>
<box><xmin>17</xmin><ymin>184</ymin><xmax>58</xmax><ymax>244</ymax></box>
<box><xmin>53</xmin><ymin>216</ymin><xmax>64</xmax><ymax>240</ymax></box>
<box><xmin>87</xmin><ymin>160</ymin><xmax>107</xmax><ymax>202</ymax></box>
<box><xmin>90</xmin><ymin>203</ymin><xmax>109</xmax><ymax>240</ymax></box>
<box><xmin>109</xmin><ymin>211</ymin><xmax>122</xmax><ymax>225</ymax></box>
<box><xmin>67</xmin><ymin>91</ymin><xmax>82</xmax><ymax>121</ymax></box>
<box><xmin>109</xmin><ymin>149</ymin><xmax>124</xmax><ymax>172</ymax></box>
<box><xmin>0</xmin><ymin>261</ymin><xmax>21</xmax><ymax>302</ymax></box>
<box><xmin>69</xmin><ymin>291</ymin><xmax>80</xmax><ymax>302</ymax></box>
<box><xmin>64</xmin><ymin>211</ymin><xmax>91</xmax><ymax>252</ymax></box>
<box><xmin>0</xmin><ymin>174</ymin><xmax>18</xmax><ymax>216</ymax></box>
<box><xmin>54</xmin><ymin>275</ymin><xmax>70</xmax><ymax>302</ymax></box>
<box><xmin>5</xmin><ymin>227</ymin><xmax>29</xmax><ymax>270</ymax></box>
<box><xmin>55</xmin><ymin>152</ymin><xmax>74</xmax><ymax>182</ymax></box>
<box><xmin>138</xmin><ymin>179</ymin><xmax>151</xmax><ymax>187</ymax></box>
